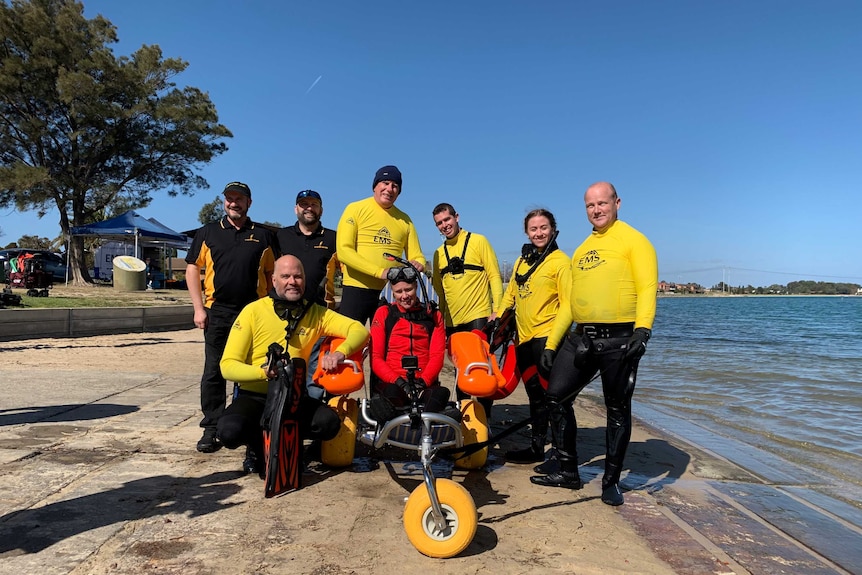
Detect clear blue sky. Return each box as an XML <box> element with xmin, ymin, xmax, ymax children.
<box><xmin>2</xmin><ymin>0</ymin><xmax>860</xmax><ymax>288</ymax></box>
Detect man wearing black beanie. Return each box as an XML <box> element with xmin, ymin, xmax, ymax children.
<box><xmin>336</xmin><ymin>165</ymin><xmax>426</xmax><ymax>325</ymax></box>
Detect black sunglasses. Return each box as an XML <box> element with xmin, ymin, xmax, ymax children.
<box><xmin>296</xmin><ymin>190</ymin><xmax>322</xmax><ymax>202</ymax></box>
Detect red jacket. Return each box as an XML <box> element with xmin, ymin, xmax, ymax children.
<box><xmin>370</xmin><ymin>303</ymin><xmax>446</xmax><ymax>386</ymax></box>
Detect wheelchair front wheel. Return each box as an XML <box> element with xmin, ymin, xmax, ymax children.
<box><xmin>403</xmin><ymin>478</ymin><xmax>477</xmax><ymax>558</ymax></box>
<box><xmin>321</xmin><ymin>396</ymin><xmax>357</xmax><ymax>468</ymax></box>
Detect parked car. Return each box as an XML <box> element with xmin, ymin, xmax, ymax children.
<box><xmin>0</xmin><ymin>249</ymin><xmax>68</xmax><ymax>283</ymax></box>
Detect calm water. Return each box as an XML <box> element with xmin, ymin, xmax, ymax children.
<box><xmin>607</xmin><ymin>296</ymin><xmax>862</xmax><ymax>490</ymax></box>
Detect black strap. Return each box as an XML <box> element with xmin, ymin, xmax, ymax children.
<box><xmin>270</xmin><ymin>292</ymin><xmax>314</xmax><ymax>344</ymax></box>
<box><xmin>382</xmin><ymin>303</ymin><xmax>436</xmax><ymax>360</ymax></box>
<box><xmin>515</xmin><ymin>230</ymin><xmax>560</xmax><ymax>286</ymax></box>
<box><xmin>285</xmin><ymin>300</ymin><xmax>313</xmax><ymax>343</ymax></box>
<box><xmin>440</xmin><ymin>363</ymin><xmax>620</xmax><ymax>460</ymax></box>
<box><xmin>440</xmin><ymin>232</ymin><xmax>484</xmax><ymax>276</ymax></box>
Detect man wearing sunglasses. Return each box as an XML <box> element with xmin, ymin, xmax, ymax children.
<box><xmin>277</xmin><ymin>190</ymin><xmax>338</xmax><ymax>309</ymax></box>
<box><xmin>278</xmin><ymin>190</ymin><xmax>339</xmax><ymax>400</ymax></box>
<box><xmin>336</xmin><ymin>165</ymin><xmax>426</xmax><ymax>325</ymax></box>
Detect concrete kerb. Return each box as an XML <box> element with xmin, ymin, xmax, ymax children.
<box><xmin>0</xmin><ymin>305</ymin><xmax>194</xmax><ymax>341</ymax></box>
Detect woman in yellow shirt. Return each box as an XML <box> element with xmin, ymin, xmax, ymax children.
<box><xmin>496</xmin><ymin>209</ymin><xmax>571</xmax><ymax>463</ymax></box>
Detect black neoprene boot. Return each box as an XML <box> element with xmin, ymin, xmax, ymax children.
<box><xmin>505</xmin><ymin>436</ymin><xmax>545</xmax><ymax>464</ymax></box>
<box><xmin>601</xmin><ymin>462</ymin><xmax>624</xmax><ymax>505</ymax></box>
<box><xmin>530</xmin><ymin>453</ymin><xmax>582</xmax><ymax>489</ymax></box>
<box><xmin>601</xmin><ymin>483</ymin><xmax>624</xmax><ymax>506</ymax></box>
<box><xmin>533</xmin><ymin>447</ymin><xmax>559</xmax><ymax>474</ymax></box>
<box><xmin>243</xmin><ymin>446</ymin><xmax>264</xmax><ymax>479</ymax></box>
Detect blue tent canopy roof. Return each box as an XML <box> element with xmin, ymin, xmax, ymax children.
<box><xmin>70</xmin><ymin>210</ymin><xmax>191</xmax><ymax>248</ymax></box>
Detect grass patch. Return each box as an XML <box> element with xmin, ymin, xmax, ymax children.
<box><xmin>4</xmin><ymin>283</ymin><xmax>193</xmax><ymax>309</ymax></box>
<box><xmin>17</xmin><ymin>294</ymin><xmax>187</xmax><ymax>308</ymax></box>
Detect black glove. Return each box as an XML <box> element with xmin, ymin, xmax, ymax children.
<box><xmin>395</xmin><ymin>377</ymin><xmax>412</xmax><ymax>394</ymax></box>
<box><xmin>396</xmin><ymin>376</ymin><xmax>424</xmax><ymax>396</ymax></box>
<box><xmin>538</xmin><ymin>348</ymin><xmax>556</xmax><ymax>379</ymax></box>
<box><xmin>482</xmin><ymin>317</ymin><xmax>499</xmax><ymax>340</ymax></box>
<box><xmin>625</xmin><ymin>328</ymin><xmax>651</xmax><ymax>362</ymax></box>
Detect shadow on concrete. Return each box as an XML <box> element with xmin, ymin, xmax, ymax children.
<box><xmin>498</xmin><ymin>419</ymin><xmax>691</xmax><ymax>494</ymax></box>
<box><xmin>623</xmin><ymin>437</ymin><xmax>691</xmax><ymax>493</ymax></box>
<box><xmin>0</xmin><ymin>403</ymin><xmax>140</xmax><ymax>426</ymax></box>
<box><xmin>0</xmin><ymin>470</ymin><xmax>243</xmax><ymax>555</ymax></box>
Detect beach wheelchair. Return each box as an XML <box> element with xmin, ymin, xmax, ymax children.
<box><xmin>311</xmin><ymin>321</ymin><xmax>520</xmax><ymax>558</ymax></box>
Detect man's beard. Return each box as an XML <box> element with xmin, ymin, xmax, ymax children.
<box><xmin>277</xmin><ymin>288</ymin><xmax>302</xmax><ymax>302</ymax></box>
<box><xmin>227</xmin><ymin>207</ymin><xmax>247</xmax><ymax>222</ymax></box>
<box><xmin>298</xmin><ymin>212</ymin><xmax>320</xmax><ymax>226</ymax></box>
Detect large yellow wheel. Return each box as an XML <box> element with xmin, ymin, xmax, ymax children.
<box><xmin>403</xmin><ymin>478</ymin><xmax>477</xmax><ymax>558</ymax></box>
<box><xmin>454</xmin><ymin>399</ymin><xmax>488</xmax><ymax>470</ymax></box>
<box><xmin>321</xmin><ymin>396</ymin><xmax>357</xmax><ymax>467</ymax></box>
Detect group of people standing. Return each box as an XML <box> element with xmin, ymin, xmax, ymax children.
<box><xmin>184</xmin><ymin>166</ymin><xmax>657</xmax><ymax>507</ymax></box>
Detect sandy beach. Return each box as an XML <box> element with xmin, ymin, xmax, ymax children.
<box><xmin>0</xmin><ymin>328</ymin><xmax>853</xmax><ymax>574</ymax></box>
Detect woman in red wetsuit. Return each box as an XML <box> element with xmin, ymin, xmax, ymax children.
<box><xmin>369</xmin><ymin>266</ymin><xmax>450</xmax><ymax>421</ymax></box>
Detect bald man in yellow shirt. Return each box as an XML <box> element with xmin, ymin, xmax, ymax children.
<box><xmin>218</xmin><ymin>255</ymin><xmax>369</xmax><ymax>476</ymax></box>
<box><xmin>532</xmin><ymin>182</ymin><xmax>657</xmax><ymax>507</ymax></box>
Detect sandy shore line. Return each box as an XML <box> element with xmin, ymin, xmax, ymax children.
<box><xmin>0</xmin><ymin>329</ymin><xmax>855</xmax><ymax>574</ymax></box>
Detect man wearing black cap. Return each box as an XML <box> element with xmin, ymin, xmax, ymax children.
<box><xmin>277</xmin><ymin>190</ymin><xmax>338</xmax><ymax>309</ymax></box>
<box><xmin>186</xmin><ymin>181</ymin><xmax>277</xmax><ymax>453</ymax></box>
<box><xmin>276</xmin><ymin>190</ymin><xmax>338</xmax><ymax>399</ymax></box>
<box><xmin>336</xmin><ymin>165</ymin><xmax>426</xmax><ymax>325</ymax></box>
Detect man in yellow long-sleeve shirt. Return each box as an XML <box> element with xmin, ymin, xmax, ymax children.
<box><xmin>218</xmin><ymin>255</ymin><xmax>369</xmax><ymax>476</ymax></box>
<box><xmin>431</xmin><ymin>202</ymin><xmax>503</xmax><ymax>417</ymax></box>
<box><xmin>431</xmin><ymin>203</ymin><xmax>503</xmax><ymax>333</ymax></box>
<box><xmin>532</xmin><ymin>182</ymin><xmax>657</xmax><ymax>507</ymax></box>
<box><xmin>336</xmin><ymin>165</ymin><xmax>426</xmax><ymax>324</ymax></box>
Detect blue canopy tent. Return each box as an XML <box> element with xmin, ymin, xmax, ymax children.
<box><xmin>70</xmin><ymin>210</ymin><xmax>190</xmax><ymax>249</ymax></box>
<box><xmin>70</xmin><ymin>210</ymin><xmax>191</xmax><ymax>283</ymax></box>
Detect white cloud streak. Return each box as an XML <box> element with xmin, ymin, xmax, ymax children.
<box><xmin>305</xmin><ymin>75</ymin><xmax>322</xmax><ymax>95</ymax></box>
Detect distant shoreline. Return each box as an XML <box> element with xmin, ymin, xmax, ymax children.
<box><xmin>657</xmin><ymin>293</ymin><xmax>860</xmax><ymax>298</ymax></box>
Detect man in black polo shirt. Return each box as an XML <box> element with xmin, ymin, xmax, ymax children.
<box><xmin>277</xmin><ymin>189</ymin><xmax>338</xmax><ymax>399</ymax></box>
<box><xmin>277</xmin><ymin>190</ymin><xmax>338</xmax><ymax>309</ymax></box>
<box><xmin>186</xmin><ymin>181</ymin><xmax>276</xmax><ymax>453</ymax></box>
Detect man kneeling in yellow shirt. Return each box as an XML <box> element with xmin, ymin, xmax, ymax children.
<box><xmin>218</xmin><ymin>255</ymin><xmax>369</xmax><ymax>476</ymax></box>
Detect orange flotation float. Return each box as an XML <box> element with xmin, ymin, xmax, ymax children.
<box><xmin>448</xmin><ymin>331</ymin><xmax>520</xmax><ymax>399</ymax></box>
<box><xmin>313</xmin><ymin>337</ymin><xmax>365</xmax><ymax>395</ymax></box>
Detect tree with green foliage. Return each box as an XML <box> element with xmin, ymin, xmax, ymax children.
<box><xmin>15</xmin><ymin>234</ymin><xmax>52</xmax><ymax>249</ymax></box>
<box><xmin>0</xmin><ymin>0</ymin><xmax>231</xmax><ymax>283</ymax></box>
<box><xmin>197</xmin><ymin>196</ymin><xmax>225</xmax><ymax>225</ymax></box>
<box><xmin>197</xmin><ymin>195</ymin><xmax>282</xmax><ymax>229</ymax></box>
<box><xmin>786</xmin><ymin>280</ymin><xmax>859</xmax><ymax>295</ymax></box>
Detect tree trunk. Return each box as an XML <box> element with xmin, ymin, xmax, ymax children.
<box><xmin>68</xmin><ymin>234</ymin><xmax>94</xmax><ymax>285</ymax></box>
